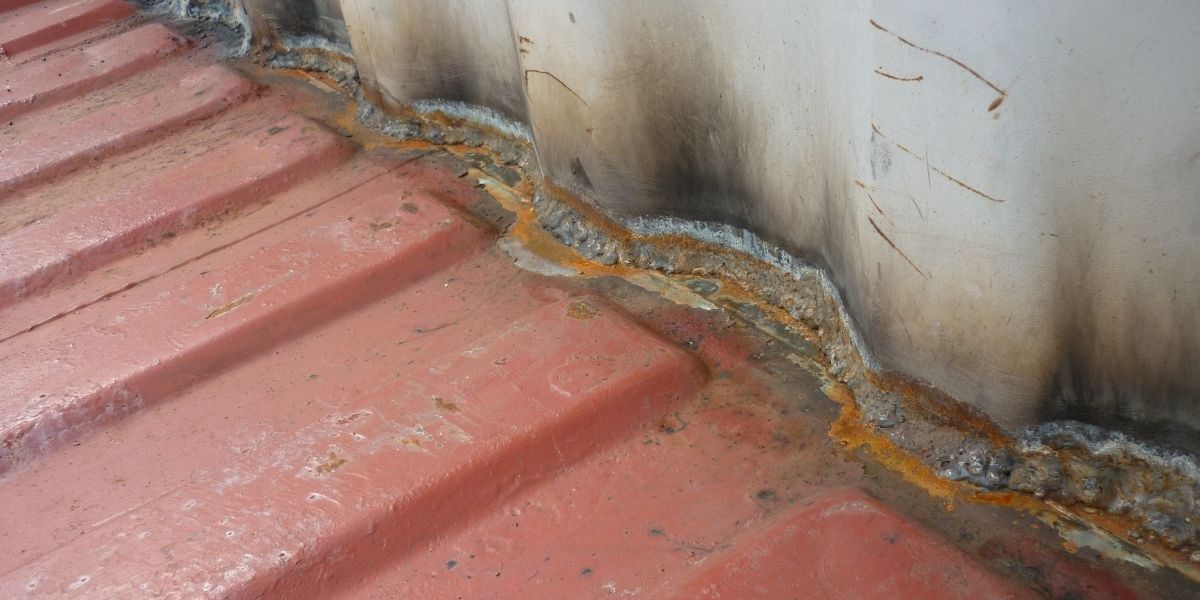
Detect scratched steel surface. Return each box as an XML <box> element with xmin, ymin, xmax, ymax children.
<box><xmin>0</xmin><ymin>2</ymin><xmax>1192</xmax><ymax>598</ymax></box>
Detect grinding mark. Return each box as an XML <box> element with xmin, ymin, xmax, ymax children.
<box><xmin>873</xmin><ymin>68</ymin><xmax>924</xmax><ymax>82</ymax></box>
<box><xmin>866</xmin><ymin>192</ymin><xmax>895</xmax><ymax>226</ymax></box>
<box><xmin>523</xmin><ymin>70</ymin><xmax>588</xmax><ymax>106</ymax></box>
<box><xmin>853</xmin><ymin>180</ymin><xmax>895</xmax><ymax>225</ymax></box>
<box><xmin>872</xmin><ymin>123</ymin><xmax>1004</xmax><ymax>203</ymax></box>
<box><xmin>907</xmin><ymin>194</ymin><xmax>925</xmax><ymax>219</ymax></box>
<box><xmin>869</xmin><ymin>18</ymin><xmax>1007</xmax><ymax>110</ymax></box>
<box><xmin>867</xmin><ymin>216</ymin><xmax>927</xmax><ymax>279</ymax></box>
<box><xmin>924</xmin><ymin>144</ymin><xmax>931</xmax><ymax>189</ymax></box>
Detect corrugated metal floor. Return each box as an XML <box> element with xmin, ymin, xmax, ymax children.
<box><xmin>0</xmin><ymin>1</ymin><xmax>1176</xmax><ymax>597</ymax></box>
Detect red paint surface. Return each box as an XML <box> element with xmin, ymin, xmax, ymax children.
<box><xmin>669</xmin><ymin>488</ymin><xmax>1032</xmax><ymax>599</ymax></box>
<box><xmin>0</xmin><ymin>4</ymin><xmax>1110</xmax><ymax>599</ymax></box>
<box><xmin>0</xmin><ymin>168</ymin><xmax>485</xmax><ymax>475</ymax></box>
<box><xmin>0</xmin><ymin>112</ymin><xmax>350</xmax><ymax>307</ymax></box>
<box><xmin>0</xmin><ymin>23</ymin><xmax>185</xmax><ymax>121</ymax></box>
<box><xmin>0</xmin><ymin>0</ymin><xmax>132</xmax><ymax>58</ymax></box>
<box><xmin>0</xmin><ymin>64</ymin><xmax>254</xmax><ymax>194</ymax></box>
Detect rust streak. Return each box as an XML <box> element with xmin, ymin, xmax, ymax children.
<box><xmin>873</xmin><ymin>68</ymin><xmax>924</xmax><ymax>82</ymax></box>
<box><xmin>868</xmin><ymin>216</ymin><xmax>927</xmax><ymax>278</ymax></box>
<box><xmin>869</xmin><ymin>19</ymin><xmax>1007</xmax><ymax>108</ymax></box>
<box><xmin>524</xmin><ymin>70</ymin><xmax>589</xmax><ymax>106</ymax></box>
<box><xmin>871</xmin><ymin>123</ymin><xmax>1004</xmax><ymax>203</ymax></box>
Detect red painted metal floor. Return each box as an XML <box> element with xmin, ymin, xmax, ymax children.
<box><xmin>0</xmin><ymin>2</ymin><xmax>1166</xmax><ymax>598</ymax></box>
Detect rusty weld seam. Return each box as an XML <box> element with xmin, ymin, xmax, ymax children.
<box><xmin>871</xmin><ymin>123</ymin><xmax>1005</xmax><ymax>203</ymax></box>
<box><xmin>523</xmin><ymin>69</ymin><xmax>588</xmax><ymax>106</ymax></box>
<box><xmin>873</xmin><ymin>68</ymin><xmax>924</xmax><ymax>82</ymax></box>
<box><xmin>867</xmin><ymin>216</ymin><xmax>928</xmax><ymax>279</ymax></box>
<box><xmin>869</xmin><ymin>18</ymin><xmax>1006</xmax><ymax>110</ymax></box>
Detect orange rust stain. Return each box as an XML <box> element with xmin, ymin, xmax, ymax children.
<box><xmin>314</xmin><ymin>451</ymin><xmax>346</xmax><ymax>474</ymax></box>
<box><xmin>825</xmin><ymin>381</ymin><xmax>961</xmax><ymax>504</ymax></box>
<box><xmin>433</xmin><ymin>396</ymin><xmax>460</xmax><ymax>413</ymax></box>
<box><xmin>566</xmin><ymin>301</ymin><xmax>599</xmax><ymax>320</ymax></box>
<box><xmin>864</xmin><ymin>371</ymin><xmax>1009</xmax><ymax>445</ymax></box>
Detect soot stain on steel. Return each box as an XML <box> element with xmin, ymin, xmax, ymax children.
<box><xmin>244</xmin><ymin>0</ymin><xmax>350</xmax><ymax>45</ymax></box>
<box><xmin>600</xmin><ymin>13</ymin><xmax>759</xmax><ymax>232</ymax></box>
<box><xmin>363</xmin><ymin>2</ymin><xmax>528</xmax><ymax>124</ymax></box>
<box><xmin>1047</xmin><ymin>190</ymin><xmax>1200</xmax><ymax>446</ymax></box>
